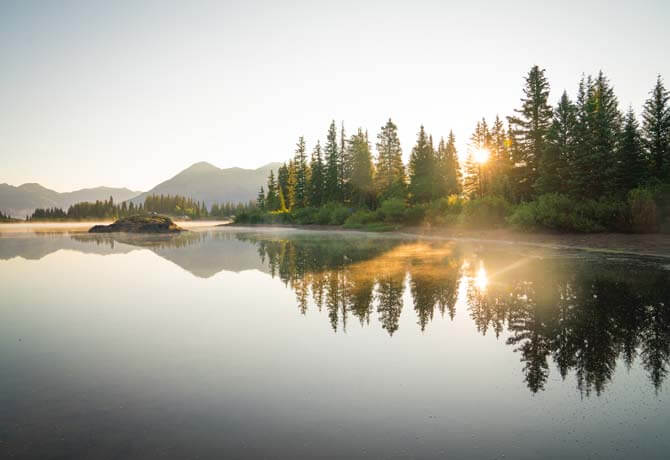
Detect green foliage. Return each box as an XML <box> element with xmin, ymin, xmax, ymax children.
<box><xmin>344</xmin><ymin>209</ymin><xmax>378</xmax><ymax>227</ymax></box>
<box><xmin>377</xmin><ymin>198</ymin><xmax>407</xmax><ymax>223</ymax></box>
<box><xmin>408</xmin><ymin>126</ymin><xmax>437</xmax><ymax>203</ymax></box>
<box><xmin>641</xmin><ymin>75</ymin><xmax>670</xmax><ymax>181</ymax></box>
<box><xmin>328</xmin><ymin>203</ymin><xmax>351</xmax><ymax>225</ymax></box>
<box><xmin>508</xmin><ymin>193</ymin><xmax>630</xmax><ymax>233</ymax></box>
<box><xmin>375</xmin><ymin>118</ymin><xmax>405</xmax><ymax>197</ymax></box>
<box><xmin>462</xmin><ymin>196</ymin><xmax>513</xmax><ymax>228</ymax></box>
<box><xmin>292</xmin><ymin>206</ymin><xmax>319</xmax><ymax>225</ymax></box>
<box><xmin>628</xmin><ymin>187</ymin><xmax>658</xmax><ymax>233</ymax></box>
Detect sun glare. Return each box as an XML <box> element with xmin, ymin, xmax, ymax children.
<box><xmin>474</xmin><ymin>148</ymin><xmax>490</xmax><ymax>164</ymax></box>
<box><xmin>474</xmin><ymin>261</ymin><xmax>488</xmax><ymax>291</ymax></box>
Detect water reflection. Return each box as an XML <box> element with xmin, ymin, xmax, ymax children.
<box><xmin>2</xmin><ymin>228</ymin><xmax>669</xmax><ymax>396</ymax></box>
<box><xmin>241</xmin><ymin>233</ymin><xmax>670</xmax><ymax>396</ymax></box>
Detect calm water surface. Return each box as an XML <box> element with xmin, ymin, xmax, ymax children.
<box><xmin>1</xmin><ymin>226</ymin><xmax>669</xmax><ymax>459</ymax></box>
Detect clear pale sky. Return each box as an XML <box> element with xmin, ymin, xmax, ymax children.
<box><xmin>1</xmin><ymin>0</ymin><xmax>669</xmax><ymax>192</ymax></box>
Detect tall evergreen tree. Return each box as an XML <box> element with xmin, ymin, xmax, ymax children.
<box><xmin>324</xmin><ymin>121</ymin><xmax>340</xmax><ymax>202</ymax></box>
<box><xmin>287</xmin><ymin>159</ymin><xmax>297</xmax><ymax>209</ymax></box>
<box><xmin>266</xmin><ymin>170</ymin><xmax>279</xmax><ymax>211</ymax></box>
<box><xmin>375</xmin><ymin>118</ymin><xmax>405</xmax><ymax>199</ymax></box>
<box><xmin>293</xmin><ymin>137</ymin><xmax>309</xmax><ymax>208</ymax></box>
<box><xmin>572</xmin><ymin>72</ymin><xmax>622</xmax><ymax>197</ymax></box>
<box><xmin>508</xmin><ymin>65</ymin><xmax>553</xmax><ymax>200</ymax></box>
<box><xmin>443</xmin><ymin>130</ymin><xmax>462</xmax><ymax>195</ymax></box>
<box><xmin>464</xmin><ymin>121</ymin><xmax>490</xmax><ymax>198</ymax></box>
<box><xmin>641</xmin><ymin>75</ymin><xmax>670</xmax><ymax>180</ymax></box>
<box><xmin>408</xmin><ymin>126</ymin><xmax>436</xmax><ymax>203</ymax></box>
<box><xmin>618</xmin><ymin>107</ymin><xmax>648</xmax><ymax>191</ymax></box>
<box><xmin>537</xmin><ymin>91</ymin><xmax>577</xmax><ymax>194</ymax></box>
<box><xmin>339</xmin><ymin>123</ymin><xmax>351</xmax><ymax>203</ymax></box>
<box><xmin>277</xmin><ymin>163</ymin><xmax>290</xmax><ymax>207</ymax></box>
<box><xmin>348</xmin><ymin>129</ymin><xmax>375</xmax><ymax>207</ymax></box>
<box><xmin>309</xmin><ymin>141</ymin><xmax>325</xmax><ymax>207</ymax></box>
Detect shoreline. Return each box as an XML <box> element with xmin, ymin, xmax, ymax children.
<box><xmin>222</xmin><ymin>222</ymin><xmax>670</xmax><ymax>259</ymax></box>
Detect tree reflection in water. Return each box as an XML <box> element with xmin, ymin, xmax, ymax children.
<box><xmin>241</xmin><ymin>233</ymin><xmax>670</xmax><ymax>396</ymax></box>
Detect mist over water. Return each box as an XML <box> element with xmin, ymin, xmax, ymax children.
<box><xmin>1</xmin><ymin>227</ymin><xmax>669</xmax><ymax>459</ymax></box>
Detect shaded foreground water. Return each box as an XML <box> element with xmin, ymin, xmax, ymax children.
<box><xmin>1</xmin><ymin>226</ymin><xmax>669</xmax><ymax>459</ymax></box>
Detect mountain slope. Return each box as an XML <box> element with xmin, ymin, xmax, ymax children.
<box><xmin>130</xmin><ymin>162</ymin><xmax>282</xmax><ymax>207</ymax></box>
<box><xmin>0</xmin><ymin>183</ymin><xmax>141</xmax><ymax>218</ymax></box>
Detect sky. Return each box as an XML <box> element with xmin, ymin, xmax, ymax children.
<box><xmin>1</xmin><ymin>0</ymin><xmax>669</xmax><ymax>192</ymax></box>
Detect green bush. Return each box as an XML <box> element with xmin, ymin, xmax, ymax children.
<box><xmin>377</xmin><ymin>198</ymin><xmax>407</xmax><ymax>223</ymax></box>
<box><xmin>403</xmin><ymin>204</ymin><xmax>426</xmax><ymax>225</ymax></box>
<box><xmin>463</xmin><ymin>196</ymin><xmax>512</xmax><ymax>228</ymax></box>
<box><xmin>344</xmin><ymin>209</ymin><xmax>378</xmax><ymax>228</ymax></box>
<box><xmin>628</xmin><ymin>187</ymin><xmax>658</xmax><ymax>233</ymax></box>
<box><xmin>508</xmin><ymin>193</ymin><xmax>630</xmax><ymax>233</ymax></box>
<box><xmin>292</xmin><ymin>206</ymin><xmax>318</xmax><ymax>225</ymax></box>
<box><xmin>327</xmin><ymin>203</ymin><xmax>352</xmax><ymax>225</ymax></box>
<box><xmin>425</xmin><ymin>195</ymin><xmax>464</xmax><ymax>225</ymax></box>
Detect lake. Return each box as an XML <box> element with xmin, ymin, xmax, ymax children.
<box><xmin>1</xmin><ymin>225</ymin><xmax>669</xmax><ymax>459</ymax></box>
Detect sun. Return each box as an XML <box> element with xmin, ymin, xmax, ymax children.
<box><xmin>474</xmin><ymin>148</ymin><xmax>490</xmax><ymax>164</ymax></box>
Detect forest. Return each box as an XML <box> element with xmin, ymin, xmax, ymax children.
<box><xmin>27</xmin><ymin>194</ymin><xmax>256</xmax><ymax>221</ymax></box>
<box><xmin>240</xmin><ymin>66</ymin><xmax>670</xmax><ymax>233</ymax></box>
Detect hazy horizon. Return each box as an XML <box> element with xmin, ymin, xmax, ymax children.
<box><xmin>2</xmin><ymin>0</ymin><xmax>670</xmax><ymax>192</ymax></box>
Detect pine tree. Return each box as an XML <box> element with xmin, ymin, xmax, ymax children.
<box><xmin>508</xmin><ymin>65</ymin><xmax>553</xmax><ymax>200</ymax></box>
<box><xmin>277</xmin><ymin>163</ymin><xmax>290</xmax><ymax>206</ymax></box>
<box><xmin>293</xmin><ymin>137</ymin><xmax>309</xmax><ymax>208</ymax></box>
<box><xmin>641</xmin><ymin>75</ymin><xmax>670</xmax><ymax>181</ymax></box>
<box><xmin>266</xmin><ymin>170</ymin><xmax>279</xmax><ymax>211</ymax></box>
<box><xmin>339</xmin><ymin>123</ymin><xmax>351</xmax><ymax>203</ymax></box>
<box><xmin>464</xmin><ymin>121</ymin><xmax>490</xmax><ymax>198</ymax></box>
<box><xmin>348</xmin><ymin>129</ymin><xmax>375</xmax><ymax>207</ymax></box>
<box><xmin>572</xmin><ymin>72</ymin><xmax>622</xmax><ymax>197</ymax></box>
<box><xmin>256</xmin><ymin>186</ymin><xmax>266</xmax><ymax>209</ymax></box>
<box><xmin>537</xmin><ymin>91</ymin><xmax>577</xmax><ymax>194</ymax></box>
<box><xmin>324</xmin><ymin>121</ymin><xmax>340</xmax><ymax>202</ymax></box>
<box><xmin>309</xmin><ymin>141</ymin><xmax>325</xmax><ymax>207</ymax></box>
<box><xmin>463</xmin><ymin>152</ymin><xmax>480</xmax><ymax>198</ymax></box>
<box><xmin>287</xmin><ymin>159</ymin><xmax>297</xmax><ymax>209</ymax></box>
<box><xmin>375</xmin><ymin>118</ymin><xmax>405</xmax><ymax>199</ymax></box>
<box><xmin>619</xmin><ymin>107</ymin><xmax>648</xmax><ymax>192</ymax></box>
<box><xmin>443</xmin><ymin>130</ymin><xmax>462</xmax><ymax>195</ymax></box>
<box><xmin>408</xmin><ymin>126</ymin><xmax>436</xmax><ymax>203</ymax></box>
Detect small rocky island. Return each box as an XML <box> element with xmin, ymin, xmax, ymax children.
<box><xmin>89</xmin><ymin>215</ymin><xmax>185</xmax><ymax>234</ymax></box>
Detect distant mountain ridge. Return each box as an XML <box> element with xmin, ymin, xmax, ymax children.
<box><xmin>129</xmin><ymin>161</ymin><xmax>282</xmax><ymax>208</ymax></box>
<box><xmin>1</xmin><ymin>161</ymin><xmax>282</xmax><ymax>218</ymax></box>
<box><xmin>0</xmin><ymin>183</ymin><xmax>141</xmax><ymax>218</ymax></box>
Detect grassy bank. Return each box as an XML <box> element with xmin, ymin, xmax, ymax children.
<box><xmin>234</xmin><ymin>185</ymin><xmax>670</xmax><ymax>234</ymax></box>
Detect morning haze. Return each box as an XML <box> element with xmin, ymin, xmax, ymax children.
<box><xmin>1</xmin><ymin>0</ymin><xmax>668</xmax><ymax>191</ymax></box>
<box><xmin>3</xmin><ymin>2</ymin><xmax>670</xmax><ymax>459</ymax></box>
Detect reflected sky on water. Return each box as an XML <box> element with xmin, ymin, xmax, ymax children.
<box><xmin>1</xmin><ymin>227</ymin><xmax>669</xmax><ymax>459</ymax></box>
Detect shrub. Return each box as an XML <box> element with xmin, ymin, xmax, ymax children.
<box><xmin>377</xmin><ymin>198</ymin><xmax>407</xmax><ymax>223</ymax></box>
<box><xmin>292</xmin><ymin>206</ymin><xmax>318</xmax><ymax>225</ymax></box>
<box><xmin>425</xmin><ymin>195</ymin><xmax>464</xmax><ymax>225</ymax></box>
<box><xmin>403</xmin><ymin>204</ymin><xmax>426</xmax><ymax>225</ymax></box>
<box><xmin>628</xmin><ymin>187</ymin><xmax>657</xmax><ymax>233</ymax></box>
<box><xmin>463</xmin><ymin>196</ymin><xmax>512</xmax><ymax>228</ymax></box>
<box><xmin>327</xmin><ymin>203</ymin><xmax>352</xmax><ymax>225</ymax></box>
<box><xmin>508</xmin><ymin>193</ymin><xmax>631</xmax><ymax>233</ymax></box>
<box><xmin>344</xmin><ymin>209</ymin><xmax>378</xmax><ymax>228</ymax></box>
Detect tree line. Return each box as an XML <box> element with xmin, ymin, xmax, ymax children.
<box><xmin>248</xmin><ymin>66</ymin><xmax>670</xmax><ymax>232</ymax></box>
<box><xmin>28</xmin><ymin>194</ymin><xmax>256</xmax><ymax>221</ymax></box>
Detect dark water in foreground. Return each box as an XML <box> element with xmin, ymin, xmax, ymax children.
<box><xmin>1</xmin><ymin>227</ymin><xmax>669</xmax><ymax>459</ymax></box>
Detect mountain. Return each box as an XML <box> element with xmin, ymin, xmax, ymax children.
<box><xmin>1</xmin><ymin>161</ymin><xmax>282</xmax><ymax>218</ymax></box>
<box><xmin>0</xmin><ymin>183</ymin><xmax>141</xmax><ymax>218</ymax></box>
<box><xmin>129</xmin><ymin>161</ymin><xmax>282</xmax><ymax>207</ymax></box>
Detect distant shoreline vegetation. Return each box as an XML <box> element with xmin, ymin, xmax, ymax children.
<box><xmin>26</xmin><ymin>194</ymin><xmax>255</xmax><ymax>222</ymax></box>
<box><xmin>236</xmin><ymin>66</ymin><xmax>670</xmax><ymax>233</ymax></box>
